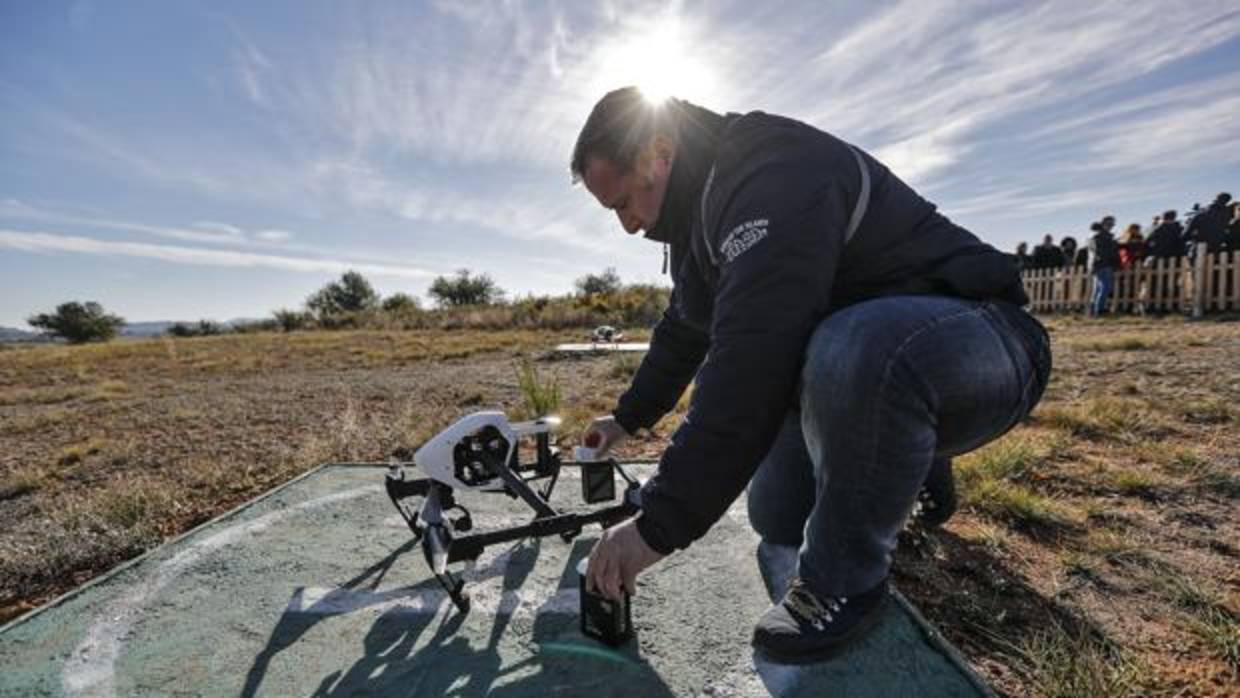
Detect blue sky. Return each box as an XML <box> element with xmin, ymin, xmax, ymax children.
<box><xmin>2</xmin><ymin>1</ymin><xmax>1238</xmax><ymax>327</ymax></box>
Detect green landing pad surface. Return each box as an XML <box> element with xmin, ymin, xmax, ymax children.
<box><xmin>0</xmin><ymin>464</ymin><xmax>992</xmax><ymax>697</ymax></box>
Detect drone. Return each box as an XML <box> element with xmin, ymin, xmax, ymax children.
<box><xmin>384</xmin><ymin>411</ymin><xmax>641</xmax><ymax>614</ymax></box>
<box><xmin>589</xmin><ymin>325</ymin><xmax>625</xmax><ymax>345</ymax></box>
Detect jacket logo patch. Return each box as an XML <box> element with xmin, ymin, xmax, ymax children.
<box><xmin>719</xmin><ymin>219</ymin><xmax>769</xmax><ymax>264</ymax></box>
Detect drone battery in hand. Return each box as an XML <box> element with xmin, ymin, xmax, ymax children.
<box><xmin>577</xmin><ymin>557</ymin><xmax>633</xmax><ymax>646</ymax></box>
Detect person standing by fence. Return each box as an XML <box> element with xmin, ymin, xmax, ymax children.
<box><xmin>1118</xmin><ymin>223</ymin><xmax>1144</xmax><ymax>270</ymax></box>
<box><xmin>1186</xmin><ymin>193</ymin><xmax>1232</xmax><ymax>254</ymax></box>
<box><xmin>1032</xmin><ymin>234</ymin><xmax>1065</xmax><ymax>269</ymax></box>
<box><xmin>1089</xmin><ymin>216</ymin><xmax>1120</xmax><ymax>316</ymax></box>
<box><xmin>1227</xmin><ymin>203</ymin><xmax>1240</xmax><ymax>252</ymax></box>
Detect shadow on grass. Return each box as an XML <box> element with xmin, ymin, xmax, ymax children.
<box><xmin>893</xmin><ymin>528</ymin><xmax>1134</xmax><ymax>695</ymax></box>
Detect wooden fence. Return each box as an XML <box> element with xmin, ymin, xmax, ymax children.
<box><xmin>1022</xmin><ymin>243</ymin><xmax>1240</xmax><ymax>315</ymax></box>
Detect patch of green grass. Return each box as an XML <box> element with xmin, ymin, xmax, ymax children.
<box><xmin>0</xmin><ymin>468</ymin><xmax>52</xmax><ymax>501</ymax></box>
<box><xmin>1036</xmin><ymin>397</ymin><xmax>1173</xmax><ymax>443</ymax></box>
<box><xmin>0</xmin><ymin>384</ymin><xmax>87</xmax><ymax>406</ymax></box>
<box><xmin>1083</xmin><ymin>529</ymin><xmax>1143</xmax><ymax>563</ymax></box>
<box><xmin>960</xmin><ymin>435</ymin><xmax>1042</xmax><ymax>481</ymax></box>
<box><xmin>1159</xmin><ymin>573</ymin><xmax>1224</xmax><ymax>613</ymax></box>
<box><xmin>956</xmin><ymin>433</ymin><xmax>1074</xmax><ymax>531</ymax></box>
<box><xmin>1106</xmin><ymin>469</ymin><xmax>1160</xmax><ymax>499</ymax></box>
<box><xmin>1186</xmin><ymin>607</ymin><xmax>1240</xmax><ymax>671</ymax></box>
<box><xmin>608</xmin><ymin>353</ymin><xmax>642</xmax><ymax>381</ymax></box>
<box><xmin>515</xmin><ymin>357</ymin><xmax>561</xmax><ymax>419</ymax></box>
<box><xmin>1177</xmin><ymin>398</ymin><xmax>1234</xmax><ymax>425</ymax></box>
<box><xmin>57</xmin><ymin>438</ymin><xmax>109</xmax><ymax>466</ymax></box>
<box><xmin>88</xmin><ymin>480</ymin><xmax>178</xmax><ymax>531</ymax></box>
<box><xmin>960</xmin><ymin>477</ymin><xmax>1072</xmax><ymax>531</ymax></box>
<box><xmin>1193</xmin><ymin>470</ymin><xmax>1240</xmax><ymax>498</ymax></box>
<box><xmin>1077</xmin><ymin>335</ymin><xmax>1161</xmax><ymax>352</ymax></box>
<box><xmin>1153</xmin><ymin>446</ymin><xmax>1211</xmax><ymax>477</ymax></box>
<box><xmin>0</xmin><ymin>408</ymin><xmax>72</xmax><ymax>436</ymax></box>
<box><xmin>1060</xmin><ymin>550</ymin><xmax>1099</xmax><ymax>580</ymax></box>
<box><xmin>1015</xmin><ymin>624</ymin><xmax>1145</xmax><ymax>698</ymax></box>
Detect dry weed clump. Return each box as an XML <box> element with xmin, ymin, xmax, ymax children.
<box><xmin>1073</xmin><ymin>335</ymin><xmax>1164</xmax><ymax>352</ymax></box>
<box><xmin>1013</xmin><ymin>624</ymin><xmax>1146</xmax><ymax>698</ymax></box>
<box><xmin>1035</xmin><ymin>396</ymin><xmax>1175</xmax><ymax>443</ymax></box>
<box><xmin>954</xmin><ymin>432</ymin><xmax>1076</xmax><ymax>532</ymax></box>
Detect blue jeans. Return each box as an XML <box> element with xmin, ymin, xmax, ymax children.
<box><xmin>1091</xmin><ymin>267</ymin><xmax>1115</xmax><ymax>316</ymax></box>
<box><xmin>746</xmin><ymin>296</ymin><xmax>1050</xmax><ymax>596</ymax></box>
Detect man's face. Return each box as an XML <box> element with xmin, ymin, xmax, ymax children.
<box><xmin>581</xmin><ymin>141</ymin><xmax>673</xmax><ymax>236</ymax></box>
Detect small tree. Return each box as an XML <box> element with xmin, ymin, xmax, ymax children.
<box><xmin>381</xmin><ymin>292</ymin><xmax>421</xmax><ymax>312</ymax></box>
<box><xmin>575</xmin><ymin>267</ymin><xmax>622</xmax><ymax>296</ymax></box>
<box><xmin>28</xmin><ymin>301</ymin><xmax>125</xmax><ymax>344</ymax></box>
<box><xmin>428</xmin><ymin>269</ymin><xmax>505</xmax><ymax>307</ymax></box>
<box><xmin>306</xmin><ymin>270</ymin><xmax>379</xmax><ymax>318</ymax></box>
<box><xmin>166</xmin><ymin>320</ymin><xmax>225</xmax><ymax>337</ymax></box>
<box><xmin>272</xmin><ymin>308</ymin><xmax>313</xmax><ymax>332</ymax></box>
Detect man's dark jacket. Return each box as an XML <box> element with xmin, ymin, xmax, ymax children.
<box><xmin>1145</xmin><ymin>221</ymin><xmax>1185</xmax><ymax>258</ymax></box>
<box><xmin>1089</xmin><ymin>231</ymin><xmax>1120</xmax><ymax>272</ymax></box>
<box><xmin>613</xmin><ymin>103</ymin><xmax>1028</xmax><ymax>554</ymax></box>
<box><xmin>1030</xmin><ymin>243</ymin><xmax>1065</xmax><ymax>269</ymax></box>
<box><xmin>1185</xmin><ymin>203</ymin><xmax>1229</xmax><ymax>253</ymax></box>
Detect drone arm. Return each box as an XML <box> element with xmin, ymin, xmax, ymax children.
<box><xmin>447</xmin><ymin>498</ymin><xmax>639</xmax><ymax>564</ymax></box>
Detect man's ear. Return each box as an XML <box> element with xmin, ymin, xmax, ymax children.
<box><xmin>651</xmin><ymin>135</ymin><xmax>676</xmax><ymax>167</ymax></box>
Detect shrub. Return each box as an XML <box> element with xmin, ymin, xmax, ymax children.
<box><xmin>27</xmin><ymin>301</ymin><xmax>125</xmax><ymax>344</ymax></box>
<box><xmin>575</xmin><ymin>267</ymin><xmax>623</xmax><ymax>296</ymax></box>
<box><xmin>306</xmin><ymin>270</ymin><xmax>379</xmax><ymax>318</ymax></box>
<box><xmin>428</xmin><ymin>269</ymin><xmax>505</xmax><ymax>307</ymax></box>
<box><xmin>272</xmin><ymin>308</ymin><xmax>314</xmax><ymax>332</ymax></box>
<box><xmin>166</xmin><ymin>320</ymin><xmax>226</xmax><ymax>337</ymax></box>
<box><xmin>381</xmin><ymin>292</ymin><xmax>421</xmax><ymax>312</ymax></box>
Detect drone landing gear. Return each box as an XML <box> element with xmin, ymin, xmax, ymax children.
<box><xmin>385</xmin><ymin>461</ymin><xmax>639</xmax><ymax>616</ymax></box>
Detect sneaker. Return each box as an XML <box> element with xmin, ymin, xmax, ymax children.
<box><xmin>912</xmin><ymin>458</ymin><xmax>957</xmax><ymax>529</ymax></box>
<box><xmin>751</xmin><ymin>577</ymin><xmax>888</xmax><ymax>664</ymax></box>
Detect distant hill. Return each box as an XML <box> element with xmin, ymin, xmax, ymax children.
<box><xmin>122</xmin><ymin>319</ymin><xmax>265</xmax><ymax>337</ymax></box>
<box><xmin>0</xmin><ymin>326</ymin><xmax>40</xmax><ymax>342</ymax></box>
<box><xmin>121</xmin><ymin>321</ymin><xmax>178</xmax><ymax>337</ymax></box>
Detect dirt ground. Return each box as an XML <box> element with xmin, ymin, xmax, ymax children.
<box><xmin>1</xmin><ymin>317</ymin><xmax>1237</xmax><ymax>696</ymax></box>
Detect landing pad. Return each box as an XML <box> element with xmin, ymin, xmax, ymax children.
<box><xmin>552</xmin><ymin>342</ymin><xmax>650</xmax><ymax>353</ymax></box>
<box><xmin>0</xmin><ymin>464</ymin><xmax>992</xmax><ymax>697</ymax></box>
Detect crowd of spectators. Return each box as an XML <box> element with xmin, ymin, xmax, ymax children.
<box><xmin>1013</xmin><ymin>192</ymin><xmax>1239</xmax><ymax>315</ymax></box>
<box><xmin>1015</xmin><ymin>192</ymin><xmax>1239</xmax><ymax>274</ymax></box>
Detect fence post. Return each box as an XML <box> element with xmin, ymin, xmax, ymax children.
<box><xmin>1192</xmin><ymin>242</ymin><xmax>1207</xmax><ymax>318</ymax></box>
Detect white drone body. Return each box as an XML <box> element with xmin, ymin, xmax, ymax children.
<box><xmin>387</xmin><ymin>409</ymin><xmax>638</xmax><ymax>614</ymax></box>
<box><xmin>413</xmin><ymin>410</ymin><xmax>561</xmax><ymax>492</ymax></box>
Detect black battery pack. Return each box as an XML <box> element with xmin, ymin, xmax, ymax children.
<box><xmin>580</xmin><ymin>460</ymin><xmax>616</xmax><ymax>504</ymax></box>
<box><xmin>577</xmin><ymin>557</ymin><xmax>632</xmax><ymax>646</ymax></box>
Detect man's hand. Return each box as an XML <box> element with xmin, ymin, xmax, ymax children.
<box><xmin>586</xmin><ymin>515</ymin><xmax>664</xmax><ymax>600</ymax></box>
<box><xmin>580</xmin><ymin>416</ymin><xmax>629</xmax><ymax>457</ymax></box>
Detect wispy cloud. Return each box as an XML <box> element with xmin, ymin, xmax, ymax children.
<box><xmin>0</xmin><ymin>229</ymin><xmax>436</xmax><ymax>279</ymax></box>
<box><xmin>255</xmin><ymin>229</ymin><xmax>293</xmax><ymax>242</ymax></box>
<box><xmin>0</xmin><ymin>200</ymin><xmax>252</xmax><ymax>245</ymax></box>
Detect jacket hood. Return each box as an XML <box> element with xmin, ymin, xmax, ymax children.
<box><xmin>643</xmin><ymin>100</ymin><xmax>727</xmax><ymax>245</ymax></box>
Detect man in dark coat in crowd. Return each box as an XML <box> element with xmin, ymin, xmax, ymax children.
<box><xmin>1227</xmin><ymin>203</ymin><xmax>1240</xmax><ymax>252</ymax></box>
<box><xmin>1088</xmin><ymin>216</ymin><xmax>1121</xmax><ymax>316</ymax></box>
<box><xmin>1031</xmin><ymin>234</ymin><xmax>1065</xmax><ymax>269</ymax></box>
<box><xmin>1185</xmin><ymin>193</ymin><xmax>1232</xmax><ymax>254</ymax></box>
<box><xmin>572</xmin><ymin>88</ymin><xmax>1051</xmax><ymax>663</ymax></box>
<box><xmin>1145</xmin><ymin>210</ymin><xmax>1185</xmax><ymax>259</ymax></box>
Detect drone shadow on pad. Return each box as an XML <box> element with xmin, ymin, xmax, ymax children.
<box><xmin>242</xmin><ymin>538</ymin><xmax>674</xmax><ymax>697</ymax></box>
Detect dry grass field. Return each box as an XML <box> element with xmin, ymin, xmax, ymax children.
<box><xmin>1</xmin><ymin>317</ymin><xmax>1237</xmax><ymax>696</ymax></box>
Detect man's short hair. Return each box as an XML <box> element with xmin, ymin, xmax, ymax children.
<box><xmin>570</xmin><ymin>87</ymin><xmax>678</xmax><ymax>183</ymax></box>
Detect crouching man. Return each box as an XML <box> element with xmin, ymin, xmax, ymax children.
<box><xmin>577</xmin><ymin>88</ymin><xmax>1051</xmax><ymax>664</ymax></box>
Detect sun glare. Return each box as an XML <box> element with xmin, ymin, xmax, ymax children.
<box><xmin>593</xmin><ymin>19</ymin><xmax>716</xmax><ymax>105</ymax></box>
